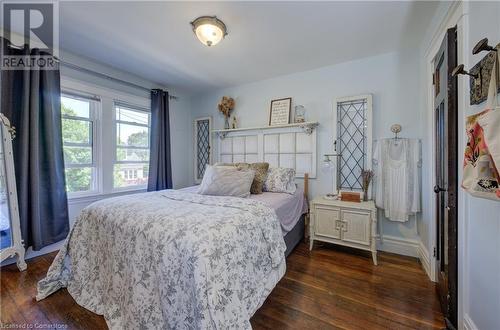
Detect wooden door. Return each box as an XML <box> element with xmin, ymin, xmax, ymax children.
<box><xmin>433</xmin><ymin>27</ymin><xmax>458</xmax><ymax>330</ymax></box>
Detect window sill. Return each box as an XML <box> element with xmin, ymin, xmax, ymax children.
<box><xmin>67</xmin><ymin>188</ymin><xmax>146</xmax><ymax>205</ymax></box>
<box><xmin>111</xmin><ymin>185</ymin><xmax>148</xmax><ymax>194</ymax></box>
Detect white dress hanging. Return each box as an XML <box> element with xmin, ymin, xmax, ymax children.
<box><xmin>373</xmin><ymin>138</ymin><xmax>421</xmax><ymax>222</ymax></box>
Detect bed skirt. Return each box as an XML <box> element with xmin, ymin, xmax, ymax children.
<box><xmin>284</xmin><ymin>214</ymin><xmax>305</xmax><ymax>257</ymax></box>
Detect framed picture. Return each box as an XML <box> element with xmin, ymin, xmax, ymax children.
<box><xmin>269</xmin><ymin>97</ymin><xmax>291</xmax><ymax>126</ymax></box>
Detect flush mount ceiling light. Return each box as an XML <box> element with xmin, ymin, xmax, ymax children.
<box><xmin>190</xmin><ymin>16</ymin><xmax>227</xmax><ymax>47</ymax></box>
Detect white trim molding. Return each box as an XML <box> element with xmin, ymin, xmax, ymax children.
<box><xmin>417</xmin><ymin>241</ymin><xmax>432</xmax><ymax>281</ymax></box>
<box><xmin>464</xmin><ymin>314</ymin><xmax>478</xmax><ymax>330</ymax></box>
<box><xmin>423</xmin><ymin>2</ymin><xmax>468</xmax><ymax>329</ymax></box>
<box><xmin>424</xmin><ymin>3</ymin><xmax>465</xmax><ymax>283</ymax></box>
<box><xmin>376</xmin><ymin>235</ymin><xmax>420</xmax><ymax>258</ymax></box>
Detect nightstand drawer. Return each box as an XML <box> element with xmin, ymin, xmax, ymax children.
<box><xmin>315</xmin><ymin>206</ymin><xmax>341</xmax><ymax>239</ymax></box>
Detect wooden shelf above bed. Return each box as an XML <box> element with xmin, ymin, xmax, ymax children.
<box><xmin>212</xmin><ymin>121</ymin><xmax>319</xmax><ymax>139</ymax></box>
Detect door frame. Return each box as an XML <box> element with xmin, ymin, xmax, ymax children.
<box><xmin>423</xmin><ymin>2</ymin><xmax>468</xmax><ymax>329</ymax></box>
<box><xmin>433</xmin><ymin>25</ymin><xmax>458</xmax><ymax>328</ymax></box>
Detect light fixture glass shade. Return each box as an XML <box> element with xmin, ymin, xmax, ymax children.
<box><xmin>191</xmin><ymin>16</ymin><xmax>227</xmax><ymax>47</ymax></box>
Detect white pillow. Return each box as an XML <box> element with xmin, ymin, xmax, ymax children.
<box><xmin>198</xmin><ymin>165</ymin><xmax>255</xmax><ymax>197</ymax></box>
<box><xmin>263</xmin><ymin>167</ymin><xmax>297</xmax><ymax>194</ymax></box>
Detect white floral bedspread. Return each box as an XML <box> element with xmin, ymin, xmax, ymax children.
<box><xmin>36</xmin><ymin>190</ymin><xmax>286</xmax><ymax>329</ymax></box>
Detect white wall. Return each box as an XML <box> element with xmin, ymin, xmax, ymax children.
<box><xmin>190</xmin><ymin>50</ymin><xmax>426</xmax><ymax>253</ymax></box>
<box><xmin>420</xmin><ymin>2</ymin><xmax>500</xmax><ymax>329</ymax></box>
<box><xmin>462</xmin><ymin>2</ymin><xmax>500</xmax><ymax>329</ymax></box>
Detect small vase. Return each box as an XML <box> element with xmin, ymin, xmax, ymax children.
<box><xmin>224</xmin><ymin>116</ymin><xmax>230</xmax><ymax>129</ymax></box>
<box><xmin>363</xmin><ymin>188</ymin><xmax>369</xmax><ymax>201</ymax></box>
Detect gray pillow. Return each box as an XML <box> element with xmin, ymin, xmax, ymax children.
<box><xmin>198</xmin><ymin>165</ymin><xmax>255</xmax><ymax>197</ymax></box>
<box><xmin>215</xmin><ymin>162</ymin><xmax>270</xmax><ymax>194</ymax></box>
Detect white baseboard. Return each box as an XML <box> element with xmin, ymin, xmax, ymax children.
<box><xmin>464</xmin><ymin>314</ymin><xmax>478</xmax><ymax>330</ymax></box>
<box><xmin>0</xmin><ymin>240</ymin><xmax>63</xmax><ymax>267</ymax></box>
<box><xmin>417</xmin><ymin>241</ymin><xmax>432</xmax><ymax>281</ymax></box>
<box><xmin>376</xmin><ymin>235</ymin><xmax>420</xmax><ymax>257</ymax></box>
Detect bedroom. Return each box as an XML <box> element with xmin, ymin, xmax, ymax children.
<box><xmin>1</xmin><ymin>1</ymin><xmax>499</xmax><ymax>329</ymax></box>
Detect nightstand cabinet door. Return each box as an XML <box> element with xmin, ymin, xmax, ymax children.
<box><xmin>315</xmin><ymin>206</ymin><xmax>341</xmax><ymax>239</ymax></box>
<box><xmin>341</xmin><ymin>210</ymin><xmax>371</xmax><ymax>246</ymax></box>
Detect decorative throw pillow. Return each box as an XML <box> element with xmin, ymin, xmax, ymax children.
<box><xmin>263</xmin><ymin>167</ymin><xmax>297</xmax><ymax>194</ymax></box>
<box><xmin>198</xmin><ymin>165</ymin><xmax>255</xmax><ymax>198</ymax></box>
<box><xmin>235</xmin><ymin>162</ymin><xmax>270</xmax><ymax>194</ymax></box>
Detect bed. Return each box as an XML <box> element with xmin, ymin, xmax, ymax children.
<box><xmin>36</xmin><ymin>184</ymin><xmax>308</xmax><ymax>329</ymax></box>
<box><xmin>180</xmin><ymin>185</ymin><xmax>307</xmax><ymax>257</ymax></box>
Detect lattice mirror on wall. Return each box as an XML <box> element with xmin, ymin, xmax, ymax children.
<box><xmin>194</xmin><ymin>117</ymin><xmax>212</xmax><ymax>183</ymax></box>
<box><xmin>336</xmin><ymin>95</ymin><xmax>372</xmax><ymax>191</ymax></box>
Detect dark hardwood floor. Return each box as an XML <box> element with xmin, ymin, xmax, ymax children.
<box><xmin>1</xmin><ymin>243</ymin><xmax>444</xmax><ymax>329</ymax></box>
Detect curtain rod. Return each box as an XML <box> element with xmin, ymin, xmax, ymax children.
<box><xmin>2</xmin><ymin>40</ymin><xmax>179</xmax><ymax>100</ymax></box>
<box><xmin>59</xmin><ymin>60</ymin><xmax>179</xmax><ymax>101</ymax></box>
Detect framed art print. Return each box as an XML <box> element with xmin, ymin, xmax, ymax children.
<box><xmin>269</xmin><ymin>97</ymin><xmax>291</xmax><ymax>126</ymax></box>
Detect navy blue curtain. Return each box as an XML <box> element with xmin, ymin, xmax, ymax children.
<box><xmin>147</xmin><ymin>89</ymin><xmax>172</xmax><ymax>191</ymax></box>
<box><xmin>1</xmin><ymin>38</ymin><xmax>69</xmax><ymax>250</ymax></box>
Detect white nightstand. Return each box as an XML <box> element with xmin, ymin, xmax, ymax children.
<box><xmin>309</xmin><ymin>196</ymin><xmax>378</xmax><ymax>265</ymax></box>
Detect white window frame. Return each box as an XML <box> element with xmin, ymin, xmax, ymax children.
<box><xmin>334</xmin><ymin>94</ymin><xmax>373</xmax><ymax>194</ymax></box>
<box><xmin>61</xmin><ymin>77</ymin><xmax>151</xmax><ymax>201</ymax></box>
<box><xmin>61</xmin><ymin>91</ymin><xmax>102</xmax><ymax>198</ymax></box>
<box><xmin>112</xmin><ymin>101</ymin><xmax>151</xmax><ymax>192</ymax></box>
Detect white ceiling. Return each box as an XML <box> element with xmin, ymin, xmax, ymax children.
<box><xmin>59</xmin><ymin>1</ymin><xmax>440</xmax><ymax>92</ymax></box>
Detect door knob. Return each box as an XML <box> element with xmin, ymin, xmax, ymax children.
<box><xmin>434</xmin><ymin>185</ymin><xmax>447</xmax><ymax>193</ymax></box>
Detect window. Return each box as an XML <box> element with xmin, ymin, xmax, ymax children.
<box><xmin>60</xmin><ymin>81</ymin><xmax>150</xmax><ymax>199</ymax></box>
<box><xmin>336</xmin><ymin>94</ymin><xmax>373</xmax><ymax>191</ymax></box>
<box><xmin>113</xmin><ymin>103</ymin><xmax>150</xmax><ymax>189</ymax></box>
<box><xmin>61</xmin><ymin>94</ymin><xmax>99</xmax><ymax>195</ymax></box>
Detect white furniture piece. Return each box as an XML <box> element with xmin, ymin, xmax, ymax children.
<box><xmin>309</xmin><ymin>196</ymin><xmax>378</xmax><ymax>265</ymax></box>
<box><xmin>0</xmin><ymin>114</ymin><xmax>27</xmax><ymax>271</ymax></box>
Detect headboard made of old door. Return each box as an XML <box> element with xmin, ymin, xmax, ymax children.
<box><xmin>212</xmin><ymin>122</ymin><xmax>318</xmax><ymax>178</ymax></box>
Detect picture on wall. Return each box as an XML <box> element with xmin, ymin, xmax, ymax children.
<box><xmin>269</xmin><ymin>97</ymin><xmax>292</xmax><ymax>126</ymax></box>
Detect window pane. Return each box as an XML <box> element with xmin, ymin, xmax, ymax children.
<box><xmin>61</xmin><ymin>96</ymin><xmax>90</xmax><ymax>118</ymax></box>
<box><xmin>65</xmin><ymin>167</ymin><xmax>92</xmax><ymax>192</ymax></box>
<box><xmin>116</xmin><ymin>107</ymin><xmax>148</xmax><ymax>125</ymax></box>
<box><xmin>114</xmin><ymin>164</ymin><xmax>149</xmax><ymax>188</ymax></box>
<box><xmin>63</xmin><ymin>146</ymin><xmax>92</xmax><ymax>165</ymax></box>
<box><xmin>116</xmin><ymin>147</ymin><xmax>149</xmax><ymax>162</ymax></box>
<box><xmin>116</xmin><ymin>123</ymin><xmax>149</xmax><ymax>147</ymax></box>
<box><xmin>62</xmin><ymin>118</ymin><xmax>91</xmax><ymax>144</ymax></box>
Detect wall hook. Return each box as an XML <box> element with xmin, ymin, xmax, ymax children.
<box><xmin>452</xmin><ymin>64</ymin><xmax>479</xmax><ymax>79</ymax></box>
<box><xmin>390</xmin><ymin>124</ymin><xmax>402</xmax><ymax>140</ymax></box>
<box><xmin>473</xmin><ymin>38</ymin><xmax>498</xmax><ymax>55</ymax></box>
